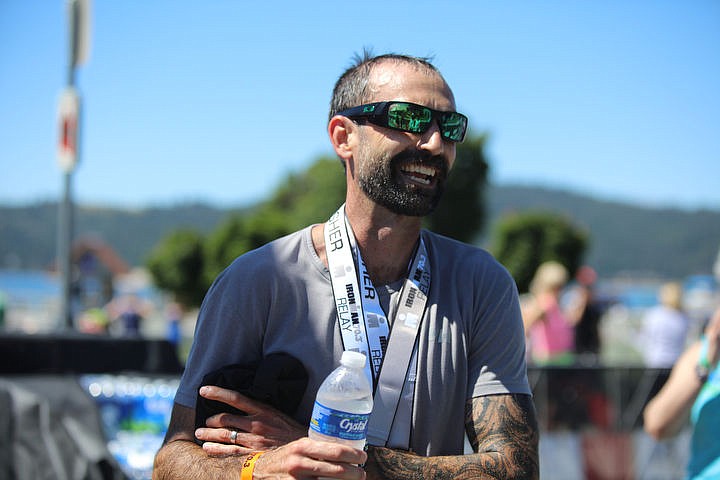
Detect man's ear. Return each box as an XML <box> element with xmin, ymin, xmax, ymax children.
<box><xmin>328</xmin><ymin>116</ymin><xmax>355</xmax><ymax>164</ymax></box>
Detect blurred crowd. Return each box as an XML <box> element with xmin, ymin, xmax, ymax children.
<box><xmin>520</xmin><ymin>261</ymin><xmax>719</xmax><ymax>369</ymax></box>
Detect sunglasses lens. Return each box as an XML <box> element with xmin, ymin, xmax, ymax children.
<box><xmin>440</xmin><ymin>113</ymin><xmax>467</xmax><ymax>142</ymax></box>
<box><xmin>387</xmin><ymin>103</ymin><xmax>432</xmax><ymax>133</ymax></box>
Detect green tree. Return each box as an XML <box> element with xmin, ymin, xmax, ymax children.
<box><xmin>265</xmin><ymin>156</ymin><xmax>347</xmax><ymax>229</ymax></box>
<box><xmin>426</xmin><ymin>134</ymin><xmax>489</xmax><ymax>242</ymax></box>
<box><xmin>146</xmin><ymin>229</ymin><xmax>207</xmax><ymax>308</ymax></box>
<box><xmin>202</xmin><ymin>207</ymin><xmax>295</xmax><ymax>284</ymax></box>
<box><xmin>202</xmin><ymin>214</ymin><xmax>252</xmax><ymax>286</ymax></box>
<box><xmin>491</xmin><ymin>211</ymin><xmax>588</xmax><ymax>293</ymax></box>
<box><xmin>200</xmin><ymin>157</ymin><xmax>346</xmax><ymax>284</ymax></box>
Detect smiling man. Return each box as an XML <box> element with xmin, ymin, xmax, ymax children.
<box><xmin>153</xmin><ymin>52</ymin><xmax>538</xmax><ymax>480</ymax></box>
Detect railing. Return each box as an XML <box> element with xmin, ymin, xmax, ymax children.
<box><xmin>529</xmin><ymin>365</ymin><xmax>690</xmax><ymax>480</ymax></box>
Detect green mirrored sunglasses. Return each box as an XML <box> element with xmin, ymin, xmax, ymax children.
<box><xmin>336</xmin><ymin>101</ymin><xmax>468</xmax><ymax>142</ymax></box>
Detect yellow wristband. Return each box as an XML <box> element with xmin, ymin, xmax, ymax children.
<box><xmin>240</xmin><ymin>451</ymin><xmax>265</xmax><ymax>480</ymax></box>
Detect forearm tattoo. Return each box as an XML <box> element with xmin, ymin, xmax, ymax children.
<box><xmin>364</xmin><ymin>394</ymin><xmax>539</xmax><ymax>480</ymax></box>
<box><xmin>465</xmin><ymin>394</ymin><xmax>539</xmax><ymax>478</ymax></box>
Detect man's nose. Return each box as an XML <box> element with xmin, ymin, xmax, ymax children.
<box><xmin>418</xmin><ymin>120</ymin><xmax>446</xmax><ymax>155</ymax></box>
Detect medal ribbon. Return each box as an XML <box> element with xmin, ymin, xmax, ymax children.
<box><xmin>325</xmin><ymin>204</ymin><xmax>431</xmax><ymax>447</ymax></box>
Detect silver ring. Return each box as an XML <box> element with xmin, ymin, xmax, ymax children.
<box><xmin>229</xmin><ymin>430</ymin><xmax>238</xmax><ymax>443</ymax></box>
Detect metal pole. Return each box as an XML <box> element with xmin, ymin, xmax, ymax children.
<box><xmin>58</xmin><ymin>0</ymin><xmax>79</xmax><ymax>330</ymax></box>
<box><xmin>59</xmin><ymin>171</ymin><xmax>74</xmax><ymax>329</ymax></box>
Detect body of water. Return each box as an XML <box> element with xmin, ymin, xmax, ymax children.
<box><xmin>0</xmin><ymin>269</ymin><xmax>59</xmax><ymax>298</ymax></box>
<box><xmin>0</xmin><ymin>269</ymin><xmax>168</xmax><ymax>335</ymax></box>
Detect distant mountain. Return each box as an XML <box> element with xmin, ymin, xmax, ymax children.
<box><xmin>1</xmin><ymin>186</ymin><xmax>718</xmax><ymax>279</ymax></box>
<box><xmin>0</xmin><ymin>202</ymin><xmax>238</xmax><ymax>270</ymax></box>
<box><xmin>485</xmin><ymin>185</ymin><xmax>720</xmax><ymax>279</ymax></box>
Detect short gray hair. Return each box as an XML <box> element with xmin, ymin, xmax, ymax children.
<box><xmin>329</xmin><ymin>51</ymin><xmax>442</xmax><ymax>122</ymax></box>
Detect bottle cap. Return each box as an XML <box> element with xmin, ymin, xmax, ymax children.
<box><xmin>340</xmin><ymin>351</ymin><xmax>367</xmax><ymax>369</ymax></box>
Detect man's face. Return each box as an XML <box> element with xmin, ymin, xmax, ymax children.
<box><xmin>355</xmin><ymin>139</ymin><xmax>449</xmax><ymax>217</ymax></box>
<box><xmin>352</xmin><ymin>63</ymin><xmax>458</xmax><ymax>217</ymax></box>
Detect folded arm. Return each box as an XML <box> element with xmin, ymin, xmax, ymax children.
<box><xmin>153</xmin><ymin>403</ymin><xmax>242</xmax><ymax>480</ymax></box>
<box><xmin>152</xmin><ymin>394</ymin><xmax>366</xmax><ymax>480</ymax></box>
<box><xmin>172</xmin><ymin>387</ymin><xmax>538</xmax><ymax>480</ymax></box>
<box><xmin>361</xmin><ymin>394</ymin><xmax>539</xmax><ymax>480</ymax></box>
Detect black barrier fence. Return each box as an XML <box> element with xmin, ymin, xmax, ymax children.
<box><xmin>528</xmin><ymin>365</ymin><xmax>672</xmax><ymax>432</ymax></box>
<box><xmin>1</xmin><ymin>332</ymin><xmax>184</xmax><ymax>375</ymax></box>
<box><xmin>526</xmin><ymin>366</ymin><xmax>687</xmax><ymax>480</ymax></box>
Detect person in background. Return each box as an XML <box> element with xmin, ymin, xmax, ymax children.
<box><xmin>643</xmin><ymin>306</ymin><xmax>720</xmax><ymax>479</ymax></box>
<box><xmin>153</xmin><ymin>52</ymin><xmax>538</xmax><ymax>479</ymax></box>
<box><xmin>113</xmin><ymin>294</ymin><xmax>145</xmax><ymax>337</ymax></box>
<box><xmin>640</xmin><ymin>281</ymin><xmax>690</xmax><ymax>369</ymax></box>
<box><xmin>564</xmin><ymin>265</ymin><xmax>605</xmax><ymax>363</ymax></box>
<box><xmin>521</xmin><ymin>261</ymin><xmax>575</xmax><ymax>365</ymax></box>
<box><xmin>78</xmin><ymin>307</ymin><xmax>110</xmax><ymax>334</ymax></box>
<box><xmin>165</xmin><ymin>301</ymin><xmax>183</xmax><ymax>348</ymax></box>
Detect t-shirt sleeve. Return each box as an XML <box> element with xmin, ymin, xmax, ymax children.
<box><xmin>173</xmin><ymin>255</ymin><xmax>269</xmax><ymax>409</ymax></box>
<box><xmin>468</xmin><ymin>262</ymin><xmax>532</xmax><ymax>398</ymax></box>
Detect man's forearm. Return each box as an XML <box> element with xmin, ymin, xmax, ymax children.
<box><xmin>152</xmin><ymin>438</ymin><xmax>244</xmax><ymax>480</ymax></box>
<box><xmin>364</xmin><ymin>447</ymin><xmax>532</xmax><ymax>480</ymax></box>
<box><xmin>153</xmin><ymin>402</ymin><xmax>247</xmax><ymax>480</ymax></box>
<box><xmin>364</xmin><ymin>394</ymin><xmax>539</xmax><ymax>480</ymax></box>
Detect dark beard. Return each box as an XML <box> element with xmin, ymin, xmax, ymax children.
<box><xmin>358</xmin><ymin>150</ymin><xmax>448</xmax><ymax>217</ymax></box>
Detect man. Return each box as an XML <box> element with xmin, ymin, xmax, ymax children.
<box><xmin>153</xmin><ymin>52</ymin><xmax>538</xmax><ymax>479</ymax></box>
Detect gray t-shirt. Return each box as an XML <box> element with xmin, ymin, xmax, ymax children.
<box><xmin>175</xmin><ymin>226</ymin><xmax>530</xmax><ymax>456</ymax></box>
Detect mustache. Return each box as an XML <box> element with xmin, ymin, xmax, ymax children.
<box><xmin>391</xmin><ymin>150</ymin><xmax>449</xmax><ymax>173</ymax></box>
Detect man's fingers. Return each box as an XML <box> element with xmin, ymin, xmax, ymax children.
<box><xmin>297</xmin><ymin>438</ymin><xmax>367</xmax><ymax>465</ymax></box>
<box><xmin>196</xmin><ymin>426</ymin><xmax>283</xmax><ymax>451</ymax></box>
<box><xmin>196</xmin><ymin>427</ymin><xmax>256</xmax><ymax>445</ymax></box>
<box><xmin>293</xmin><ymin>457</ymin><xmax>366</xmax><ymax>479</ymax></box>
<box><xmin>199</xmin><ymin>385</ymin><xmax>264</xmax><ymax>414</ymax></box>
<box><xmin>204</xmin><ymin>412</ymin><xmax>275</xmax><ymax>439</ymax></box>
<box><xmin>201</xmin><ymin>441</ymin><xmax>252</xmax><ymax>457</ymax></box>
<box><xmin>258</xmin><ymin>439</ymin><xmax>367</xmax><ymax>479</ymax></box>
<box><xmin>195</xmin><ymin>426</ymin><xmax>239</xmax><ymax>444</ymax></box>
<box><xmin>204</xmin><ymin>412</ymin><xmax>248</xmax><ymax>428</ymax></box>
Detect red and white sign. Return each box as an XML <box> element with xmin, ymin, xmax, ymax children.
<box><xmin>57</xmin><ymin>87</ymin><xmax>80</xmax><ymax>172</ymax></box>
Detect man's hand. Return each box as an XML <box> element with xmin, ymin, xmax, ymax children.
<box><xmin>194</xmin><ymin>385</ymin><xmax>307</xmax><ymax>455</ymax></box>
<box><xmin>248</xmin><ymin>438</ymin><xmax>366</xmax><ymax>479</ymax></box>
<box><xmin>193</xmin><ymin>386</ymin><xmax>367</xmax><ymax>478</ymax></box>
<box><xmin>154</xmin><ymin>395</ymin><xmax>367</xmax><ymax>479</ymax></box>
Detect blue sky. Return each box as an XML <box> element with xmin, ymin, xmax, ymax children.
<box><xmin>1</xmin><ymin>1</ymin><xmax>719</xmax><ymax>210</ymax></box>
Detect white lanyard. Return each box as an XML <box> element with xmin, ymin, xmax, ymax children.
<box><xmin>325</xmin><ymin>205</ymin><xmax>384</xmax><ymax>387</ymax></box>
<box><xmin>324</xmin><ymin>204</ymin><xmax>431</xmax><ymax>447</ymax></box>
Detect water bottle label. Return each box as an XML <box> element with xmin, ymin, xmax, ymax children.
<box><xmin>309</xmin><ymin>401</ymin><xmax>369</xmax><ymax>441</ymax></box>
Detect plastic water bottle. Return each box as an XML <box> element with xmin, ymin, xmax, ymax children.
<box><xmin>308</xmin><ymin>351</ymin><xmax>373</xmax><ymax>450</ymax></box>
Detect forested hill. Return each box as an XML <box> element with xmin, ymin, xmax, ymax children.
<box><xmin>0</xmin><ymin>202</ymin><xmax>237</xmax><ymax>271</ymax></box>
<box><xmin>484</xmin><ymin>185</ymin><xmax>720</xmax><ymax>279</ymax></box>
<box><xmin>1</xmin><ymin>185</ymin><xmax>718</xmax><ymax>279</ymax></box>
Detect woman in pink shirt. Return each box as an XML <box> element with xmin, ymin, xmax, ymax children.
<box><xmin>521</xmin><ymin>261</ymin><xmax>575</xmax><ymax>365</ymax></box>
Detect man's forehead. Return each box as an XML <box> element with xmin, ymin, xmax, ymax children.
<box><xmin>367</xmin><ymin>62</ymin><xmax>455</xmax><ymax>108</ymax></box>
